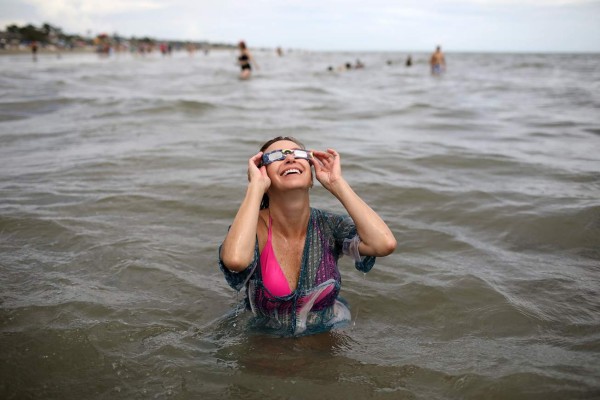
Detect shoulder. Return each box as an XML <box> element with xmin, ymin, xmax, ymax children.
<box><xmin>258</xmin><ymin>209</ymin><xmax>269</xmax><ymax>226</ymax></box>
<box><xmin>310</xmin><ymin>207</ymin><xmax>332</xmax><ymax>220</ymax></box>
<box><xmin>310</xmin><ymin>208</ymin><xmax>356</xmax><ymax>246</ymax></box>
<box><xmin>310</xmin><ymin>208</ymin><xmax>351</xmax><ymax>229</ymax></box>
<box><xmin>257</xmin><ymin>209</ymin><xmax>269</xmax><ymax>247</ymax></box>
<box><xmin>311</xmin><ymin>207</ymin><xmax>344</xmax><ymax>217</ymax></box>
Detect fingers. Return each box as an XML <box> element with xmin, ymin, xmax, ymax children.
<box><xmin>311</xmin><ymin>149</ymin><xmax>339</xmax><ymax>168</ymax></box>
<box><xmin>250</xmin><ymin>151</ymin><xmax>263</xmax><ymax>167</ymax></box>
<box><xmin>247</xmin><ymin>152</ymin><xmax>263</xmax><ymax>182</ymax></box>
<box><xmin>312</xmin><ymin>148</ymin><xmax>338</xmax><ymax>157</ymax></box>
<box><xmin>248</xmin><ymin>151</ymin><xmax>263</xmax><ymax>169</ymax></box>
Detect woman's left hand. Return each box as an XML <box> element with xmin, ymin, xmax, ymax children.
<box><xmin>312</xmin><ymin>149</ymin><xmax>344</xmax><ymax>191</ymax></box>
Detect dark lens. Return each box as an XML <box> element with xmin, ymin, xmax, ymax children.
<box><xmin>267</xmin><ymin>150</ymin><xmax>284</xmax><ymax>162</ymax></box>
<box><xmin>293</xmin><ymin>150</ymin><xmax>309</xmax><ymax>159</ymax></box>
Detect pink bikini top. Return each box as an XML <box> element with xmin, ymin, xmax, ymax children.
<box><xmin>260</xmin><ymin>216</ymin><xmax>292</xmax><ymax>297</ymax></box>
<box><xmin>260</xmin><ymin>216</ymin><xmax>335</xmax><ymax>304</ymax></box>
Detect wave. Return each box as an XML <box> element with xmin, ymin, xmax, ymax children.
<box><xmin>0</xmin><ymin>98</ymin><xmax>77</xmax><ymax>121</ymax></box>
<box><xmin>0</xmin><ymin>214</ymin><xmax>77</xmax><ymax>242</ymax></box>
<box><xmin>500</xmin><ymin>205</ymin><xmax>600</xmax><ymax>258</ymax></box>
<box><xmin>510</xmin><ymin>62</ymin><xmax>552</xmax><ymax>70</ymax></box>
<box><xmin>584</xmin><ymin>127</ymin><xmax>600</xmax><ymax>136</ymax></box>
<box><xmin>291</xmin><ymin>86</ymin><xmax>331</xmax><ymax>95</ymax></box>
<box><xmin>90</xmin><ymin>98</ymin><xmax>217</xmax><ymax>119</ymax></box>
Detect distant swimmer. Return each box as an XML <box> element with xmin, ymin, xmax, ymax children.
<box><xmin>337</xmin><ymin>62</ymin><xmax>352</xmax><ymax>71</ymax></box>
<box><xmin>31</xmin><ymin>40</ymin><xmax>38</xmax><ymax>61</ymax></box>
<box><xmin>237</xmin><ymin>41</ymin><xmax>259</xmax><ymax>80</ymax></box>
<box><xmin>354</xmin><ymin>59</ymin><xmax>365</xmax><ymax>69</ymax></box>
<box><xmin>405</xmin><ymin>55</ymin><xmax>412</xmax><ymax>67</ymax></box>
<box><xmin>430</xmin><ymin>45</ymin><xmax>446</xmax><ymax>75</ymax></box>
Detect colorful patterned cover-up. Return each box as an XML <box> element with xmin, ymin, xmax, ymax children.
<box><xmin>219</xmin><ymin>208</ymin><xmax>376</xmax><ymax>336</ymax></box>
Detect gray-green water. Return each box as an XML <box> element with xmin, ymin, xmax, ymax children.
<box><xmin>1</xmin><ymin>50</ymin><xmax>599</xmax><ymax>399</ymax></box>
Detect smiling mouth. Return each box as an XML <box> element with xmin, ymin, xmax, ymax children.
<box><xmin>282</xmin><ymin>168</ymin><xmax>301</xmax><ymax>176</ymax></box>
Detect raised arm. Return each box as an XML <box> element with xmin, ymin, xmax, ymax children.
<box><xmin>220</xmin><ymin>152</ymin><xmax>270</xmax><ymax>271</ymax></box>
<box><xmin>312</xmin><ymin>149</ymin><xmax>396</xmax><ymax>257</ymax></box>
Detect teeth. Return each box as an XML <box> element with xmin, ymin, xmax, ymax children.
<box><xmin>283</xmin><ymin>169</ymin><xmax>300</xmax><ymax>176</ymax></box>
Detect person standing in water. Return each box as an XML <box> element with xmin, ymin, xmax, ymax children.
<box><xmin>31</xmin><ymin>40</ymin><xmax>38</xmax><ymax>61</ymax></box>
<box><xmin>237</xmin><ymin>41</ymin><xmax>259</xmax><ymax>79</ymax></box>
<box><xmin>218</xmin><ymin>136</ymin><xmax>396</xmax><ymax>336</ymax></box>
<box><xmin>430</xmin><ymin>45</ymin><xmax>446</xmax><ymax>75</ymax></box>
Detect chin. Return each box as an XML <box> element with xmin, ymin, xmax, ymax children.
<box><xmin>280</xmin><ymin>178</ymin><xmax>311</xmax><ymax>190</ymax></box>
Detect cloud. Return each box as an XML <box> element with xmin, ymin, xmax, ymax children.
<box><xmin>23</xmin><ymin>0</ymin><xmax>167</xmax><ymax>17</ymax></box>
<box><xmin>12</xmin><ymin>0</ymin><xmax>168</xmax><ymax>34</ymax></box>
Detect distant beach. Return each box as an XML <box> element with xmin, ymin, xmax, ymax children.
<box><xmin>0</xmin><ymin>46</ymin><xmax>95</xmax><ymax>55</ymax></box>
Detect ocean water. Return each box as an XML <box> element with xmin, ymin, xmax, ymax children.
<box><xmin>0</xmin><ymin>49</ymin><xmax>599</xmax><ymax>399</ymax></box>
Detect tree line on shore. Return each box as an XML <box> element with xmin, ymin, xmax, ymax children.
<box><xmin>0</xmin><ymin>22</ymin><xmax>234</xmax><ymax>51</ymax></box>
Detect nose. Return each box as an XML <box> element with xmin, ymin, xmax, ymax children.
<box><xmin>284</xmin><ymin>153</ymin><xmax>295</xmax><ymax>162</ymax></box>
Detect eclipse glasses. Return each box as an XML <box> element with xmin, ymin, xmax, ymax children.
<box><xmin>261</xmin><ymin>149</ymin><xmax>313</xmax><ymax>166</ymax></box>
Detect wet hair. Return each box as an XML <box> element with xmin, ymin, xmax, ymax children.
<box><xmin>239</xmin><ymin>41</ymin><xmax>247</xmax><ymax>50</ymax></box>
<box><xmin>258</xmin><ymin>136</ymin><xmax>308</xmax><ymax>210</ymax></box>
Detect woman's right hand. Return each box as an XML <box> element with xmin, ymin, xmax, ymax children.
<box><xmin>248</xmin><ymin>152</ymin><xmax>271</xmax><ymax>192</ymax></box>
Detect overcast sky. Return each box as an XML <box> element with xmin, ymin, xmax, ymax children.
<box><xmin>2</xmin><ymin>0</ymin><xmax>599</xmax><ymax>52</ymax></box>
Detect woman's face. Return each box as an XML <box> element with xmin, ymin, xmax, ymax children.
<box><xmin>263</xmin><ymin>140</ymin><xmax>313</xmax><ymax>190</ymax></box>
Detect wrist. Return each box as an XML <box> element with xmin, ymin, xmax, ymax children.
<box><xmin>247</xmin><ymin>182</ymin><xmax>266</xmax><ymax>197</ymax></box>
<box><xmin>328</xmin><ymin>177</ymin><xmax>349</xmax><ymax>198</ymax></box>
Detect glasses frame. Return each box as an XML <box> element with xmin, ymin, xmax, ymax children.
<box><xmin>261</xmin><ymin>149</ymin><xmax>312</xmax><ymax>166</ymax></box>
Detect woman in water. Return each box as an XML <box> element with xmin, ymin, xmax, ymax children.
<box><xmin>237</xmin><ymin>41</ymin><xmax>258</xmax><ymax>79</ymax></box>
<box><xmin>218</xmin><ymin>136</ymin><xmax>396</xmax><ymax>336</ymax></box>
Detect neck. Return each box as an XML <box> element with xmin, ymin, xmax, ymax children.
<box><xmin>268</xmin><ymin>190</ymin><xmax>310</xmax><ymax>238</ymax></box>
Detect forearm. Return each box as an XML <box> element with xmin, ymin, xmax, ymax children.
<box><xmin>330</xmin><ymin>179</ymin><xmax>396</xmax><ymax>256</ymax></box>
<box><xmin>220</xmin><ymin>184</ymin><xmax>263</xmax><ymax>271</ymax></box>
